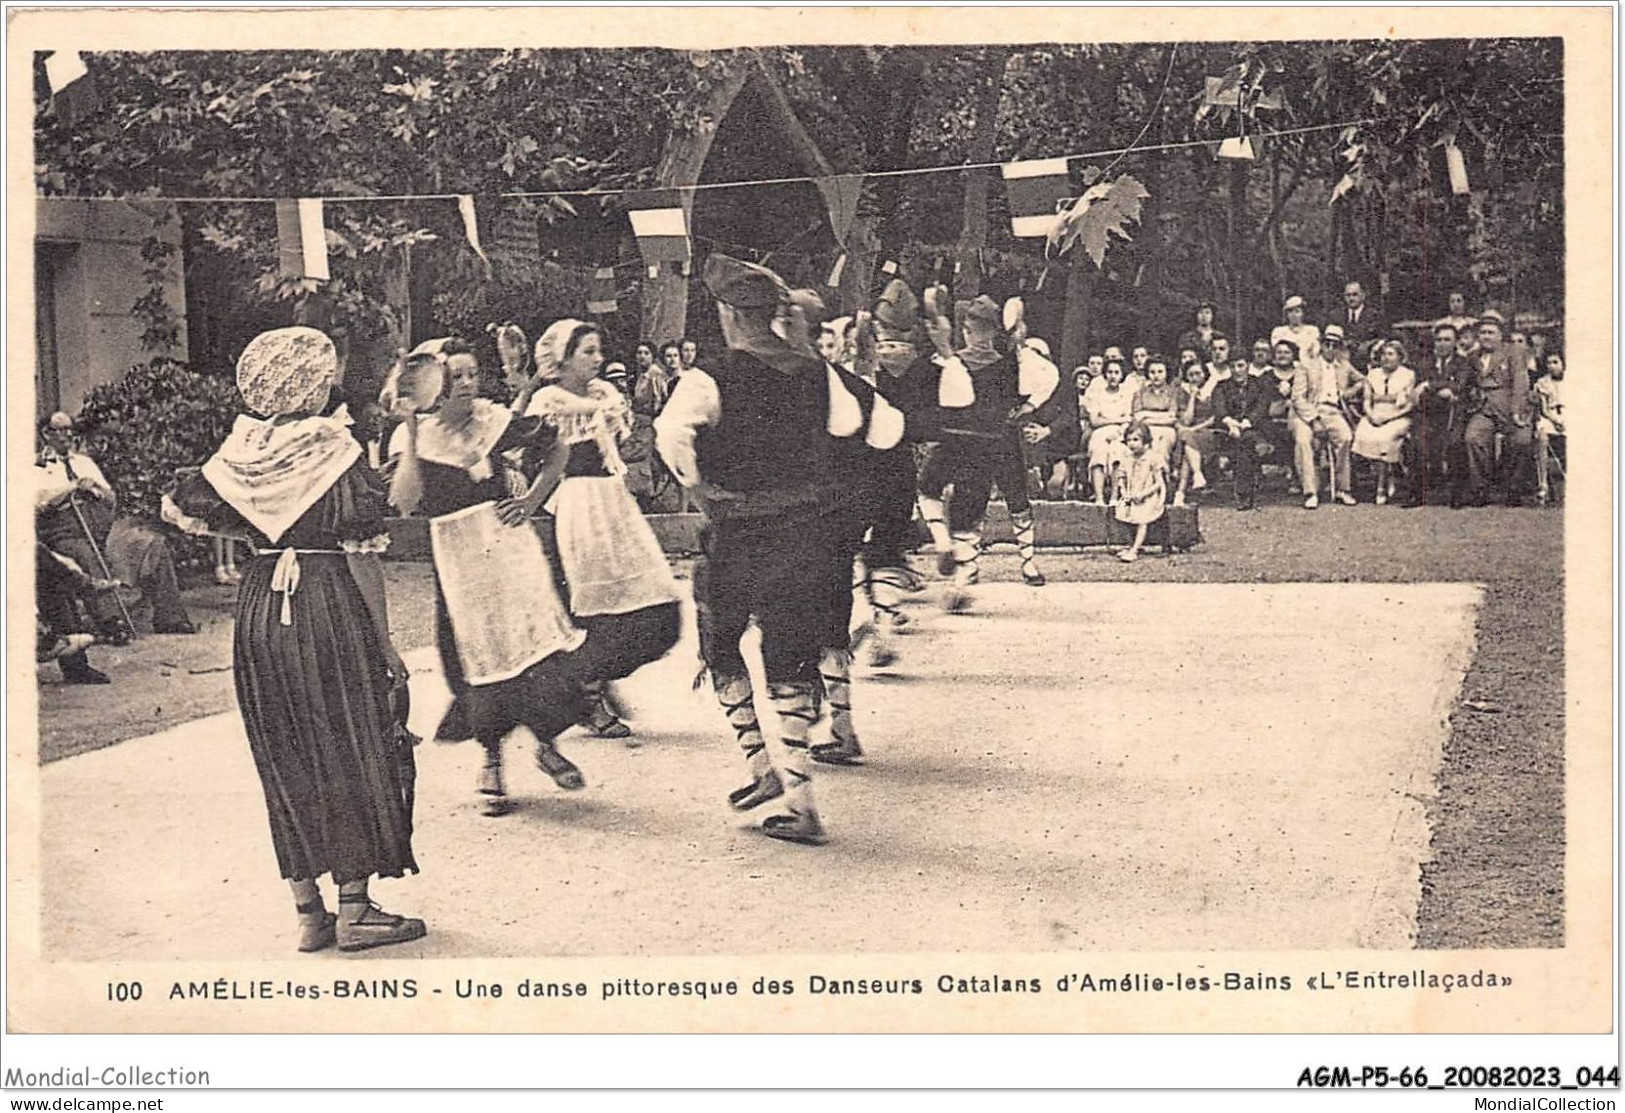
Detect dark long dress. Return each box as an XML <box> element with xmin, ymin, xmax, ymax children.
<box><xmin>169</xmin><ymin>461</ymin><xmax>416</xmax><ymax>884</ymax></box>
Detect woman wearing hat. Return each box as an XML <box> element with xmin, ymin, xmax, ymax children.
<box><xmin>1271</xmin><ymin>295</ymin><xmax>1321</xmax><ymax>366</ymax></box>
<box><xmin>163</xmin><ymin>327</ymin><xmax>423</xmax><ymax>953</ymax></box>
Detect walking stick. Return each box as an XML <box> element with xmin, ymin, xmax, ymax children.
<box><xmin>64</xmin><ymin>489</ymin><xmax>137</xmax><ymax>638</ymax></box>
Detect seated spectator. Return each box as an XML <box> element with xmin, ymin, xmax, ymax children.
<box><xmin>1352</xmin><ymin>338</ymin><xmax>1418</xmax><ymax>504</ymax></box>
<box><xmin>1461</xmin><ymin>310</ymin><xmax>1535</xmax><ymax>506</ymax></box>
<box><xmin>1174</xmin><ymin>356</ymin><xmax>1215</xmax><ymax>506</ymax></box>
<box><xmin>1129</xmin><ymin>345</ymin><xmax>1151</xmax><ymax>380</ymax></box>
<box><xmin>1534</xmin><ymin>351</ymin><xmax>1565</xmax><ymax>505</ymax></box>
<box><xmin>1286</xmin><ymin>339</ymin><xmax>1356</xmax><ymax>508</ymax></box>
<box><xmin>1319</xmin><ymin>324</ymin><xmax>1368</xmax><ymax>421</ymax></box>
<box><xmin>35</xmin><ymin>412</ymin><xmax>195</xmax><ymax>638</ymax></box>
<box><xmin>1210</xmin><ymin>346</ymin><xmax>1276</xmax><ymax>511</ymax></box>
<box><xmin>1245</xmin><ymin>338</ymin><xmax>1275</xmax><ymax>378</ymax></box>
<box><xmin>36</xmin><ymin>541</ymin><xmax>112</xmax><ymax>684</ymax></box>
<box><xmin>1271</xmin><ymin>295</ymin><xmax>1321</xmax><ymax>365</ymax></box>
<box><xmin>1404</xmin><ymin>321</ymin><xmax>1474</xmax><ymax>508</ymax></box>
<box><xmin>1133</xmin><ymin>353</ymin><xmax>1180</xmax><ymax>467</ymax></box>
<box><xmin>1177</xmin><ymin>346</ymin><xmax>1202</xmax><ymax>381</ymax></box>
<box><xmin>1082</xmin><ymin>358</ymin><xmax>1137</xmax><ymax>505</ymax></box>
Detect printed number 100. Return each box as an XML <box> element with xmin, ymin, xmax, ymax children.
<box><xmin>107</xmin><ymin>981</ymin><xmax>142</xmax><ymax>1002</ymax></box>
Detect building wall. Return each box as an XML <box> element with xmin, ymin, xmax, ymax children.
<box><xmin>35</xmin><ymin>199</ymin><xmax>187</xmax><ymax>416</ymax></box>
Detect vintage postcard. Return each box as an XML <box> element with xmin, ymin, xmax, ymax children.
<box><xmin>5</xmin><ymin>3</ymin><xmax>1614</xmax><ymax>1062</ymax></box>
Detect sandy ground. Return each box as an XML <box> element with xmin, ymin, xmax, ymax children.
<box><xmin>40</xmin><ymin>575</ymin><xmax>1481</xmax><ymax>962</ymax></box>
<box><xmin>30</xmin><ymin>503</ymin><xmax>1565</xmax><ymax>951</ymax></box>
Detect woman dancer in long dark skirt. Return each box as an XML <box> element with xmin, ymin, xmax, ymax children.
<box><xmin>164</xmin><ymin>327</ymin><xmax>423</xmax><ymax>953</ymax></box>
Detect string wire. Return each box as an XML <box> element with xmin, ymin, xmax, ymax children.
<box><xmin>34</xmin><ymin>118</ymin><xmax>1380</xmax><ymax>206</ymax></box>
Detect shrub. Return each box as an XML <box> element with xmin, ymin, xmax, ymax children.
<box><xmin>74</xmin><ymin>357</ymin><xmax>241</xmax><ymax>528</ymax></box>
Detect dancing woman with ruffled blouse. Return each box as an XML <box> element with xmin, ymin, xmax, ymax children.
<box><xmin>164</xmin><ymin>328</ymin><xmax>424</xmax><ymax>953</ymax></box>
<box><xmin>511</xmin><ymin>320</ymin><xmax>683</xmax><ymax>694</ymax></box>
<box><xmin>387</xmin><ymin>342</ymin><xmax>592</xmax><ymax>817</ymax></box>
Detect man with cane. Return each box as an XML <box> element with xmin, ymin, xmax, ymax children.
<box><xmin>36</xmin><ymin>412</ymin><xmax>137</xmax><ymax>646</ymax></box>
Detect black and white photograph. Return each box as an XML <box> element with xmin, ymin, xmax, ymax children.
<box><xmin>6</xmin><ymin>2</ymin><xmax>1614</xmax><ymax>1069</ymax></box>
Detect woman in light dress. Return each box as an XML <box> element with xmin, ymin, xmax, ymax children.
<box><xmin>1351</xmin><ymin>339</ymin><xmax>1417</xmax><ymax>504</ymax></box>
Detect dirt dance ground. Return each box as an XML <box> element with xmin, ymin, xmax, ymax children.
<box><xmin>31</xmin><ymin>502</ymin><xmax>1563</xmax><ymax>958</ymax></box>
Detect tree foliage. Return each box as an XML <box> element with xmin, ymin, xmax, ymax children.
<box><xmin>36</xmin><ymin>37</ymin><xmax>1563</xmax><ymax>370</ymax></box>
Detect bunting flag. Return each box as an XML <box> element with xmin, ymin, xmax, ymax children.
<box><xmin>1001</xmin><ymin>157</ymin><xmax>1072</xmax><ymax>238</ymax></box>
<box><xmin>1444</xmin><ymin>139</ymin><xmax>1470</xmax><ymax>195</ymax></box>
<box><xmin>457</xmin><ymin>195</ymin><xmax>491</xmax><ymax>271</ymax></box>
<box><xmin>275</xmin><ymin>198</ymin><xmax>329</xmax><ymax>281</ymax></box>
<box><xmin>626</xmin><ymin>189</ymin><xmax>691</xmax><ymax>270</ymax></box>
<box><xmin>585</xmin><ymin>266</ymin><xmax>618</xmax><ymax>314</ymax></box>
<box><xmin>826</xmin><ymin>251</ymin><xmax>848</xmax><ymax>288</ymax></box>
<box><xmin>813</xmin><ymin>173</ymin><xmax>863</xmax><ymax>246</ymax></box>
<box><xmin>1216</xmin><ymin>136</ymin><xmax>1257</xmax><ymax>161</ymax></box>
<box><xmin>43</xmin><ymin>51</ymin><xmax>100</xmax><ymax>127</ymax></box>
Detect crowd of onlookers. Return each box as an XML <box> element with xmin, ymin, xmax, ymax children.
<box><xmin>1020</xmin><ymin>282</ymin><xmax>1566</xmax><ymax>513</ymax></box>
<box><xmin>37</xmin><ymin>281</ymin><xmax>1566</xmax><ymax>685</ymax></box>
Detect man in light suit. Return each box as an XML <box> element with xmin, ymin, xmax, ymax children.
<box><xmin>1285</xmin><ymin>337</ymin><xmax>1358</xmax><ymax>508</ymax></box>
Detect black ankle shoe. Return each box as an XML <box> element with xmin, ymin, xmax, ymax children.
<box><xmin>62</xmin><ymin>662</ymin><xmax>111</xmax><ymax>685</ymax></box>
<box><xmin>728</xmin><ymin>769</ymin><xmax>784</xmax><ymax>811</ymax></box>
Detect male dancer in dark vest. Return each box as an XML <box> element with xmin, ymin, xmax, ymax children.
<box><xmin>656</xmin><ymin>255</ymin><xmax>893</xmax><ymax>845</ymax></box>
<box><xmin>912</xmin><ymin>289</ymin><xmax>1047</xmax><ymax>610</ymax></box>
<box><xmin>813</xmin><ymin>306</ymin><xmax>909</xmax><ymax>766</ymax></box>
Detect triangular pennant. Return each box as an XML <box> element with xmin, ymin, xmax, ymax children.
<box><xmin>1001</xmin><ymin>157</ymin><xmax>1071</xmax><ymax>238</ymax></box>
<box><xmin>275</xmin><ymin>198</ymin><xmax>329</xmax><ymax>281</ymax></box>
<box><xmin>586</xmin><ymin>266</ymin><xmax>619</xmax><ymax>314</ymax></box>
<box><xmin>44</xmin><ymin>51</ymin><xmax>88</xmax><ymax>94</ymax></box>
<box><xmin>1215</xmin><ymin>136</ymin><xmax>1256</xmax><ymax>161</ymax></box>
<box><xmin>813</xmin><ymin>174</ymin><xmax>863</xmax><ymax>246</ymax></box>
<box><xmin>1444</xmin><ymin>140</ymin><xmax>1470</xmax><ymax>195</ymax></box>
<box><xmin>44</xmin><ymin>52</ymin><xmax>100</xmax><ymax>128</ymax></box>
<box><xmin>826</xmin><ymin>251</ymin><xmax>848</xmax><ymax>288</ymax></box>
<box><xmin>626</xmin><ymin>189</ymin><xmax>691</xmax><ymax>268</ymax></box>
<box><xmin>457</xmin><ymin>195</ymin><xmax>491</xmax><ymax>272</ymax></box>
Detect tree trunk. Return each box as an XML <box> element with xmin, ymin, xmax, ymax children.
<box><xmin>1228</xmin><ymin>159</ymin><xmax>1248</xmax><ymax>345</ymax></box>
<box><xmin>872</xmin><ymin>49</ymin><xmax>926</xmax><ymax>259</ymax></box>
<box><xmin>954</xmin><ymin>47</ymin><xmax>1010</xmax><ymax>299</ymax></box>
<box><xmin>1059</xmin><ymin>242</ymin><xmax>1095</xmax><ymax>373</ymax></box>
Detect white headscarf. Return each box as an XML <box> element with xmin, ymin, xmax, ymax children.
<box><xmin>534</xmin><ymin>318</ymin><xmax>589</xmax><ymax>382</ymax></box>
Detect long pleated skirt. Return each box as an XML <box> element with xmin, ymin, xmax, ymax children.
<box><xmin>232</xmin><ymin>551</ymin><xmax>417</xmax><ymax>884</ymax></box>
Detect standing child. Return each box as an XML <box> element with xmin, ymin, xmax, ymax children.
<box><xmin>1112</xmin><ymin>421</ymin><xmax>1167</xmax><ymax>563</ymax></box>
<box><xmin>1534</xmin><ymin>351</ymin><xmax>1566</xmax><ymax>504</ymax></box>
